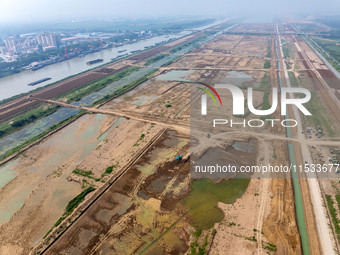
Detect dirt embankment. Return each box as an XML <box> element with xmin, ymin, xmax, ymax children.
<box><xmin>262</xmin><ymin>140</ymin><xmax>302</xmax><ymax>255</ymax></box>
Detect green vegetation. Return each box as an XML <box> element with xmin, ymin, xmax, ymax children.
<box><xmin>1</xmin><ymin>68</ymin><xmax>156</xmax><ymax>162</ymax></box>
<box><xmin>145</xmin><ymin>54</ymin><xmax>168</xmax><ymax>66</ymax></box>
<box><xmin>260</xmin><ymin>89</ymin><xmax>274</xmax><ymax>121</ymax></box>
<box><xmin>262</xmin><ymin>91</ymin><xmax>271</xmax><ymax>110</ymax></box>
<box><xmin>56</xmin><ymin>67</ymin><xmax>139</xmax><ymax>103</ymax></box>
<box><xmin>266</xmin><ymin>46</ymin><xmax>271</xmax><ymax>58</ymax></box>
<box><xmin>282</xmin><ymin>45</ymin><xmax>291</xmax><ymax>58</ymax></box>
<box><xmin>92</xmin><ymin>69</ymin><xmax>157</xmax><ymax>106</ymax></box>
<box><xmin>313</xmin><ymin>37</ymin><xmax>340</xmax><ymax>62</ymax></box>
<box><xmin>181</xmin><ymin>177</ymin><xmax>250</xmax><ymax>230</ymax></box>
<box><xmin>0</xmin><ymin>104</ymin><xmax>60</xmax><ymax>138</ymax></box>
<box><xmin>189</xmin><ymin>229</ymin><xmax>209</xmax><ymax>255</ymax></box>
<box><xmin>0</xmin><ymin>66</ymin><xmax>140</xmax><ymax>141</ymax></box>
<box><xmin>262</xmin><ymin>241</ymin><xmax>277</xmax><ymax>252</ymax></box>
<box><xmin>43</xmin><ymin>186</ymin><xmax>95</xmax><ymax>239</ymax></box>
<box><xmin>336</xmin><ymin>194</ymin><xmax>340</xmax><ymax>210</ymax></box>
<box><xmin>105</xmin><ymin>166</ymin><xmax>114</xmax><ymax>174</ymax></box>
<box><xmin>169</xmin><ymin>36</ymin><xmax>207</xmax><ymax>54</ymax></box>
<box><xmin>165</xmin><ymin>104</ymin><xmax>172</xmax><ymax>108</ymax></box>
<box><xmin>305</xmin><ymin>36</ymin><xmax>340</xmax><ymax>72</ymax></box>
<box><xmin>73</xmin><ymin>169</ymin><xmax>93</xmax><ymax>177</ymax></box>
<box><xmin>66</xmin><ymin>186</ymin><xmax>95</xmax><ymax>214</ymax></box>
<box><xmin>259</xmin><ymin>72</ymin><xmax>269</xmax><ymax>89</ymax></box>
<box><xmin>304</xmin><ymin>92</ymin><xmax>338</xmax><ymax>136</ymax></box>
<box><xmin>139</xmin><ymin>134</ymin><xmax>145</xmax><ymax>140</ymax></box>
<box><xmin>72</xmin><ymin>169</ymin><xmax>100</xmax><ymax>181</ymax></box>
<box><xmin>264</xmin><ymin>60</ymin><xmax>271</xmax><ymax>69</ymax></box>
<box><xmin>0</xmin><ymin>110</ymin><xmax>86</xmax><ymax>162</ymax></box>
<box><xmin>288</xmin><ymin>71</ymin><xmax>299</xmax><ymax>87</ymax></box>
<box><xmin>325</xmin><ymin>195</ymin><xmax>340</xmax><ymax>243</ymax></box>
<box><xmin>294</xmin><ymin>23</ymin><xmax>323</xmax><ymax>33</ymax></box>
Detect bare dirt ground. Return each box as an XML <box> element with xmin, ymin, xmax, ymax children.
<box><xmin>210</xmin><ymin>178</ymin><xmax>272</xmax><ymax>255</ymax></box>
<box><xmin>0</xmin><ymin>22</ymin><xmax>310</xmax><ymax>255</ymax></box>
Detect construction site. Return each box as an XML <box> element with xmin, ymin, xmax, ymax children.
<box><xmin>0</xmin><ymin>18</ymin><xmax>340</xmax><ymax>255</ymax></box>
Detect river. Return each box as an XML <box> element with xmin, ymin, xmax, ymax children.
<box><xmin>0</xmin><ymin>19</ymin><xmax>228</xmax><ymax>101</ymax></box>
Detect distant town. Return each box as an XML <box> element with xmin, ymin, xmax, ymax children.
<box><xmin>0</xmin><ymin>29</ymin><xmax>160</xmax><ymax>77</ymax></box>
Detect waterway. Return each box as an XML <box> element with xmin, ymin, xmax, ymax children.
<box><xmin>0</xmin><ymin>19</ymin><xmax>229</xmax><ymax>101</ymax></box>
<box><xmin>0</xmin><ymin>21</ymin><xmax>232</xmax><ymax>159</ymax></box>
<box><xmin>275</xmin><ymin>28</ymin><xmax>310</xmax><ymax>255</ymax></box>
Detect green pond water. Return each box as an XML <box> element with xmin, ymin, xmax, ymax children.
<box><xmin>0</xmin><ymin>159</ymin><xmax>19</xmax><ymax>189</ymax></box>
<box><xmin>181</xmin><ymin>177</ymin><xmax>250</xmax><ymax>230</ymax></box>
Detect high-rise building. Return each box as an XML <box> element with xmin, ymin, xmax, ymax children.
<box><xmin>3</xmin><ymin>37</ymin><xmax>20</xmax><ymax>53</ymax></box>
<box><xmin>4</xmin><ymin>37</ymin><xmax>16</xmax><ymax>50</ymax></box>
<box><xmin>36</xmin><ymin>33</ymin><xmax>58</xmax><ymax>47</ymax></box>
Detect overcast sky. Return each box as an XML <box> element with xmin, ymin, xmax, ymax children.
<box><xmin>1</xmin><ymin>0</ymin><xmax>340</xmax><ymax>23</ymax></box>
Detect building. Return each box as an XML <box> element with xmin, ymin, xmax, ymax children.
<box><xmin>4</xmin><ymin>37</ymin><xmax>17</xmax><ymax>51</ymax></box>
<box><xmin>36</xmin><ymin>33</ymin><xmax>58</xmax><ymax>47</ymax></box>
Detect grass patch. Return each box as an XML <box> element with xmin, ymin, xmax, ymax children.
<box><xmin>0</xmin><ymin>104</ymin><xmax>60</xmax><ymax>138</ymax></box>
<box><xmin>325</xmin><ymin>195</ymin><xmax>340</xmax><ymax>243</ymax></box>
<box><xmin>304</xmin><ymin>36</ymin><xmax>340</xmax><ymax>73</ymax></box>
<box><xmin>282</xmin><ymin>46</ymin><xmax>291</xmax><ymax>58</ymax></box>
<box><xmin>145</xmin><ymin>54</ymin><xmax>168</xmax><ymax>66</ymax></box>
<box><xmin>105</xmin><ymin>166</ymin><xmax>114</xmax><ymax>174</ymax></box>
<box><xmin>169</xmin><ymin>36</ymin><xmax>207</xmax><ymax>54</ymax></box>
<box><xmin>43</xmin><ymin>186</ymin><xmax>95</xmax><ymax>239</ymax></box>
<box><xmin>91</xmin><ymin>69</ymin><xmax>158</xmax><ymax>106</ymax></box>
<box><xmin>66</xmin><ymin>186</ymin><xmax>95</xmax><ymax>214</ymax></box>
<box><xmin>72</xmin><ymin>169</ymin><xmax>100</xmax><ymax>181</ymax></box>
<box><xmin>266</xmin><ymin>46</ymin><xmax>271</xmax><ymax>58</ymax></box>
<box><xmin>0</xmin><ymin>67</ymin><xmax>140</xmax><ymax>140</ymax></box>
<box><xmin>288</xmin><ymin>71</ymin><xmax>299</xmax><ymax>87</ymax></box>
<box><xmin>336</xmin><ymin>194</ymin><xmax>340</xmax><ymax>210</ymax></box>
<box><xmin>0</xmin><ymin>110</ymin><xmax>86</xmax><ymax>162</ymax></box>
<box><xmin>57</xmin><ymin>67</ymin><xmax>139</xmax><ymax>103</ymax></box>
<box><xmin>189</xmin><ymin>230</ymin><xmax>209</xmax><ymax>255</ymax></box>
<box><xmin>304</xmin><ymin>92</ymin><xmax>338</xmax><ymax>137</ymax></box>
<box><xmin>264</xmin><ymin>60</ymin><xmax>271</xmax><ymax>69</ymax></box>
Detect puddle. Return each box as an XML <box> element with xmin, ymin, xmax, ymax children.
<box><xmin>131</xmin><ymin>95</ymin><xmax>159</xmax><ymax>106</ymax></box>
<box><xmin>215</xmin><ymin>71</ymin><xmax>254</xmax><ymax>86</ymax></box>
<box><xmin>180</xmin><ymin>178</ymin><xmax>250</xmax><ymax>230</ymax></box>
<box><xmin>137</xmin><ymin>190</ymin><xmax>149</xmax><ymax>200</ymax></box>
<box><xmin>232</xmin><ymin>140</ymin><xmax>257</xmax><ymax>153</ymax></box>
<box><xmin>156</xmin><ymin>70</ymin><xmax>195</xmax><ymax>82</ymax></box>
<box><xmin>0</xmin><ymin>183</ymin><xmax>34</xmax><ymax>224</ymax></box>
<box><xmin>0</xmin><ymin>114</ymin><xmax>107</xmax><ymax>224</ymax></box>
<box><xmin>0</xmin><ymin>159</ymin><xmax>19</xmax><ymax>189</ymax></box>
<box><xmin>98</xmin><ymin>117</ymin><xmax>125</xmax><ymax>141</ymax></box>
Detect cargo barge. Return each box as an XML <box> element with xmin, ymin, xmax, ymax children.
<box><xmin>86</xmin><ymin>59</ymin><xmax>103</xmax><ymax>65</ymax></box>
<box><xmin>28</xmin><ymin>77</ymin><xmax>52</xmax><ymax>86</ymax></box>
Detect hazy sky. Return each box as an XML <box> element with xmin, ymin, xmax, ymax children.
<box><xmin>1</xmin><ymin>0</ymin><xmax>340</xmax><ymax>23</ymax></box>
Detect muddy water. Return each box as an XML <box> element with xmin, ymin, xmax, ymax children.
<box><xmin>0</xmin><ymin>68</ymin><xmax>152</xmax><ymax>159</ymax></box>
<box><xmin>131</xmin><ymin>95</ymin><xmax>159</xmax><ymax>106</ymax></box>
<box><xmin>180</xmin><ymin>178</ymin><xmax>250</xmax><ymax>230</ymax></box>
<box><xmin>0</xmin><ymin>114</ymin><xmax>107</xmax><ymax>225</ymax></box>
<box><xmin>156</xmin><ymin>70</ymin><xmax>195</xmax><ymax>82</ymax></box>
<box><xmin>98</xmin><ymin>116</ymin><xmax>125</xmax><ymax>141</ymax></box>
<box><xmin>0</xmin><ymin>159</ymin><xmax>18</xmax><ymax>188</ymax></box>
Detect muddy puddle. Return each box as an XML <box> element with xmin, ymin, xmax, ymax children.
<box><xmin>192</xmin><ymin>139</ymin><xmax>258</xmax><ymax>180</ymax></box>
<box><xmin>98</xmin><ymin>116</ymin><xmax>125</xmax><ymax>141</ymax></box>
<box><xmin>0</xmin><ymin>114</ymin><xmax>107</xmax><ymax>225</ymax></box>
<box><xmin>156</xmin><ymin>70</ymin><xmax>195</xmax><ymax>82</ymax></box>
<box><xmin>47</xmin><ymin>133</ymin><xmax>255</xmax><ymax>255</ymax></box>
<box><xmin>0</xmin><ymin>159</ymin><xmax>19</xmax><ymax>189</ymax></box>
